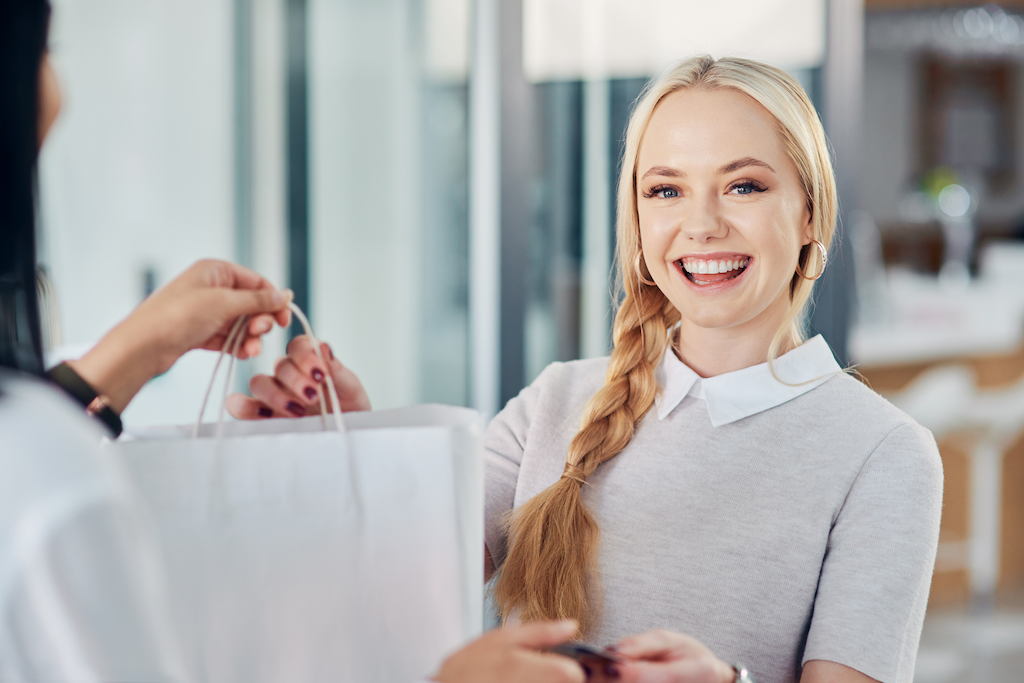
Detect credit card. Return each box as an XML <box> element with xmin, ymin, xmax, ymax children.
<box><xmin>548</xmin><ymin>643</ymin><xmax>622</xmax><ymax>665</ymax></box>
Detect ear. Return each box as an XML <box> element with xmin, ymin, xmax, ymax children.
<box><xmin>800</xmin><ymin>200</ymin><xmax>815</xmax><ymax>245</ymax></box>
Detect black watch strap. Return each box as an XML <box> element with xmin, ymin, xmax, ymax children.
<box><xmin>48</xmin><ymin>362</ymin><xmax>123</xmax><ymax>437</ymax></box>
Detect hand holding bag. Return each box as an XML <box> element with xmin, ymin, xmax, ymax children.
<box><xmin>109</xmin><ymin>306</ymin><xmax>483</xmax><ymax>683</ymax></box>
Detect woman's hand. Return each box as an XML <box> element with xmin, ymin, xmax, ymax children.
<box><xmin>433</xmin><ymin>621</ymin><xmax>585</xmax><ymax>683</ymax></box>
<box><xmin>69</xmin><ymin>260</ymin><xmax>293</xmax><ymax>413</ymax></box>
<box><xmin>226</xmin><ymin>334</ymin><xmax>371</xmax><ymax>419</ymax></box>
<box><xmin>613</xmin><ymin>630</ymin><xmax>735</xmax><ymax>683</ymax></box>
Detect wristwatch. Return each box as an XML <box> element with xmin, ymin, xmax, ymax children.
<box><xmin>48</xmin><ymin>362</ymin><xmax>123</xmax><ymax>437</ymax></box>
<box><xmin>732</xmin><ymin>663</ymin><xmax>755</xmax><ymax>683</ymax></box>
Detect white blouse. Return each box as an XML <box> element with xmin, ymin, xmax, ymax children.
<box><xmin>0</xmin><ymin>372</ymin><xmax>187</xmax><ymax>683</ymax></box>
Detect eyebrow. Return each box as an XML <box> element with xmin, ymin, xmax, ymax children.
<box><xmin>640</xmin><ymin>157</ymin><xmax>776</xmax><ymax>180</ymax></box>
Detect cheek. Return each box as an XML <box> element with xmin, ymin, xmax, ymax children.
<box><xmin>638</xmin><ymin>207</ymin><xmax>676</xmax><ymax>250</ymax></box>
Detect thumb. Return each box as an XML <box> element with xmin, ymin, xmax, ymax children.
<box><xmin>221</xmin><ymin>287</ymin><xmax>294</xmax><ymax>319</ymax></box>
<box><xmin>504</xmin><ymin>620</ymin><xmax>578</xmax><ymax>649</ymax></box>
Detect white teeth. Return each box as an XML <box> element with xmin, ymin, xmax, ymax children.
<box><xmin>681</xmin><ymin>257</ymin><xmax>749</xmax><ymax>275</ymax></box>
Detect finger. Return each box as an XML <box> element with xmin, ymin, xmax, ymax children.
<box><xmin>220</xmin><ymin>287</ymin><xmax>294</xmax><ymax>321</ymax></box>
<box><xmin>323</xmin><ymin>349</ymin><xmax>372</xmax><ymax>412</ymax></box>
<box><xmin>248</xmin><ymin>314</ymin><xmax>276</xmax><ymax>337</ymax></box>
<box><xmin>274</xmin><ymin>306</ymin><xmax>292</xmax><ymax>329</ymax></box>
<box><xmin>239</xmin><ymin>336</ymin><xmax>262</xmax><ymax>360</ymax></box>
<box><xmin>616</xmin><ymin>661</ymin><xmax>680</xmax><ymax>683</ymax></box>
<box><xmin>286</xmin><ymin>335</ymin><xmax>329</xmax><ymax>383</ymax></box>
<box><xmin>249</xmin><ymin>373</ymin><xmax>312</xmax><ymax>418</ymax></box>
<box><xmin>199</xmin><ymin>259</ymin><xmax>274</xmax><ymax>292</ymax></box>
<box><xmin>519</xmin><ymin>652</ymin><xmax>587</xmax><ymax>683</ymax></box>
<box><xmin>614</xmin><ymin>630</ymin><xmax>684</xmax><ymax>660</ymax></box>
<box><xmin>226</xmin><ymin>393</ymin><xmax>279</xmax><ymax>420</ymax></box>
<box><xmin>273</xmin><ymin>356</ymin><xmax>323</xmax><ymax>406</ymax></box>
<box><xmin>503</xmin><ymin>620</ymin><xmax>579</xmax><ymax>649</ymax></box>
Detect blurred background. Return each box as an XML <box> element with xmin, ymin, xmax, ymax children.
<box><xmin>34</xmin><ymin>0</ymin><xmax>1024</xmax><ymax>680</ymax></box>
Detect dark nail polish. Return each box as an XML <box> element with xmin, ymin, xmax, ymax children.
<box><xmin>327</xmin><ymin>345</ymin><xmax>334</xmax><ymax>360</ymax></box>
<box><xmin>258</xmin><ymin>406</ymin><xmax>273</xmax><ymax>417</ymax></box>
<box><xmin>286</xmin><ymin>401</ymin><xmax>304</xmax><ymax>416</ymax></box>
<box><xmin>604</xmin><ymin>663</ymin><xmax>620</xmax><ymax>679</ymax></box>
<box><xmin>312</xmin><ymin>369</ymin><xmax>324</xmax><ymax>382</ymax></box>
<box><xmin>580</xmin><ymin>663</ymin><xmax>592</xmax><ymax>679</ymax></box>
<box><xmin>304</xmin><ymin>387</ymin><xmax>318</xmax><ymax>400</ymax></box>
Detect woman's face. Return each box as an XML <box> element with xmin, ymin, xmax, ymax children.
<box><xmin>38</xmin><ymin>54</ymin><xmax>61</xmax><ymax>148</ymax></box>
<box><xmin>636</xmin><ymin>87</ymin><xmax>812</xmax><ymax>340</ymax></box>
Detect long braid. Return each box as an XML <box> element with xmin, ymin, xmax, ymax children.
<box><xmin>492</xmin><ymin>280</ymin><xmax>677</xmax><ymax>634</ymax></box>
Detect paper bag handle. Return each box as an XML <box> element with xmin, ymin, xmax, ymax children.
<box><xmin>193</xmin><ymin>303</ymin><xmax>346</xmax><ymax>438</ymax></box>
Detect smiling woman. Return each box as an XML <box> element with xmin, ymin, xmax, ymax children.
<box><xmin>237</xmin><ymin>55</ymin><xmax>942</xmax><ymax>683</ymax></box>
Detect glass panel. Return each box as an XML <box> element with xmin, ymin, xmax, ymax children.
<box><xmin>307</xmin><ymin>0</ymin><xmax>471</xmax><ymax>409</ymax></box>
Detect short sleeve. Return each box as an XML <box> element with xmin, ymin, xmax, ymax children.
<box><xmin>803</xmin><ymin>422</ymin><xmax>943</xmax><ymax>683</ymax></box>
<box><xmin>483</xmin><ymin>364</ymin><xmax>558</xmax><ymax>569</ymax></box>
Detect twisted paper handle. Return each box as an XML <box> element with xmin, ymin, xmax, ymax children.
<box><xmin>193</xmin><ymin>303</ymin><xmax>346</xmax><ymax>438</ymax></box>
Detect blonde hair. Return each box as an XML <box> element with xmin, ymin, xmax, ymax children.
<box><xmin>492</xmin><ymin>55</ymin><xmax>838</xmax><ymax>635</ymax></box>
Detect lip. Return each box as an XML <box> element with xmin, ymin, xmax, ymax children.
<box><xmin>675</xmin><ymin>251</ymin><xmax>752</xmax><ymax>261</ymax></box>
<box><xmin>672</xmin><ymin>253</ymin><xmax>753</xmax><ymax>293</ymax></box>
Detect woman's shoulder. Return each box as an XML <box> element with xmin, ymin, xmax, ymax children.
<box><xmin>488</xmin><ymin>357</ymin><xmax>608</xmax><ymax>437</ymax></box>
<box><xmin>528</xmin><ymin>356</ymin><xmax>609</xmax><ymax>396</ymax></box>
<box><xmin>812</xmin><ymin>371</ymin><xmax>941</xmax><ymax>466</ymax></box>
<box><xmin>0</xmin><ymin>371</ymin><xmax>111</xmax><ymax>491</ymax></box>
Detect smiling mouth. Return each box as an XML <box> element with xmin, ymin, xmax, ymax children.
<box><xmin>677</xmin><ymin>256</ymin><xmax>750</xmax><ymax>287</ymax></box>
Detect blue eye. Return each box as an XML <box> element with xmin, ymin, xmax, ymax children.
<box><xmin>644</xmin><ymin>185</ymin><xmax>679</xmax><ymax>199</ymax></box>
<box><xmin>730</xmin><ymin>181</ymin><xmax>766</xmax><ymax>195</ymax></box>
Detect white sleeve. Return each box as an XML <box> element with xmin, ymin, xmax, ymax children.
<box><xmin>0</xmin><ymin>486</ymin><xmax>190</xmax><ymax>683</ymax></box>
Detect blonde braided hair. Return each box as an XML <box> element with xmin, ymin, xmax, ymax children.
<box><xmin>492</xmin><ymin>55</ymin><xmax>837</xmax><ymax>635</ymax></box>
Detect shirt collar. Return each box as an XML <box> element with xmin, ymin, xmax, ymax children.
<box><xmin>654</xmin><ymin>334</ymin><xmax>842</xmax><ymax>427</ymax></box>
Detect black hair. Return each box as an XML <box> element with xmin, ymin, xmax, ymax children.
<box><xmin>0</xmin><ymin>0</ymin><xmax>51</xmax><ymax>376</ymax></box>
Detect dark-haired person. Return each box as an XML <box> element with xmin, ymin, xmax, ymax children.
<box><xmin>0</xmin><ymin>1</ymin><xmax>584</xmax><ymax>681</ymax></box>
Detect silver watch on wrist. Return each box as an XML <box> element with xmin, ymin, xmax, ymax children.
<box><xmin>731</xmin><ymin>663</ymin><xmax>755</xmax><ymax>683</ymax></box>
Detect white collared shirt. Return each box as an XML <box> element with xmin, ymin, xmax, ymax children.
<box><xmin>655</xmin><ymin>334</ymin><xmax>842</xmax><ymax>427</ymax></box>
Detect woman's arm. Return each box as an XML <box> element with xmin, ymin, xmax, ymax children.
<box><xmin>67</xmin><ymin>260</ymin><xmax>293</xmax><ymax>413</ymax></box>
<box><xmin>801</xmin><ymin>661</ymin><xmax>878</xmax><ymax>683</ymax></box>
<box><xmin>611</xmin><ymin>632</ymin><xmax>880</xmax><ymax>683</ymax></box>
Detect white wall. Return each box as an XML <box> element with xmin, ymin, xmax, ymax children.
<box><xmin>39</xmin><ymin>0</ymin><xmax>237</xmax><ymax>427</ymax></box>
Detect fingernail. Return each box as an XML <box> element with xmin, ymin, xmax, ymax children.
<box><xmin>258</xmin><ymin>406</ymin><xmax>273</xmax><ymax>417</ymax></box>
<box><xmin>606</xmin><ymin>645</ymin><xmax>619</xmax><ymax>652</ymax></box>
<box><xmin>327</xmin><ymin>345</ymin><xmax>334</xmax><ymax>360</ymax></box>
<box><xmin>604</xmin><ymin>663</ymin><xmax>620</xmax><ymax>679</ymax></box>
<box><xmin>272</xmin><ymin>289</ymin><xmax>295</xmax><ymax>306</ymax></box>
<box><xmin>311</xmin><ymin>369</ymin><xmax>324</xmax><ymax>382</ymax></box>
<box><xmin>580</xmin><ymin>663</ymin><xmax>592</xmax><ymax>679</ymax></box>
<box><xmin>303</xmin><ymin>387</ymin><xmax>317</xmax><ymax>400</ymax></box>
<box><xmin>286</xmin><ymin>401</ymin><xmax>304</xmax><ymax>416</ymax></box>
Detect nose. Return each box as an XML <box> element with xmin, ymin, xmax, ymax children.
<box><xmin>680</xmin><ymin>191</ymin><xmax>729</xmax><ymax>243</ymax></box>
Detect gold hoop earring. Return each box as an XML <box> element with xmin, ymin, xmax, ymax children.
<box><xmin>796</xmin><ymin>239</ymin><xmax>827</xmax><ymax>281</ymax></box>
<box><xmin>635</xmin><ymin>253</ymin><xmax>657</xmax><ymax>287</ymax></box>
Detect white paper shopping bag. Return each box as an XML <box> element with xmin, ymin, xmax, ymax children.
<box><xmin>113</xmin><ymin>406</ymin><xmax>483</xmax><ymax>683</ymax></box>
<box><xmin>108</xmin><ymin>308</ymin><xmax>483</xmax><ymax>683</ymax></box>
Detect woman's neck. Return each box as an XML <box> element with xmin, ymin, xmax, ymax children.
<box><xmin>673</xmin><ymin>315</ymin><xmax>797</xmax><ymax>378</ymax></box>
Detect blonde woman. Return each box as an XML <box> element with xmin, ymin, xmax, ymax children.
<box><xmin>233</xmin><ymin>56</ymin><xmax>942</xmax><ymax>683</ymax></box>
